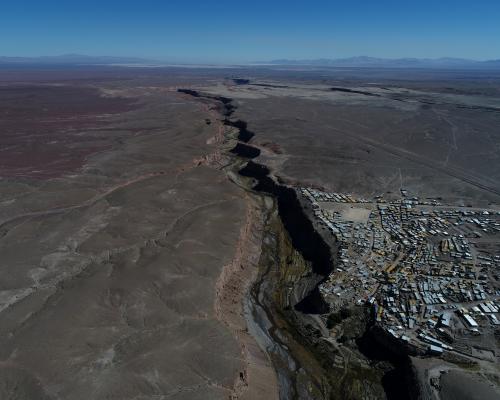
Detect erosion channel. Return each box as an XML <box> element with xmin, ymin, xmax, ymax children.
<box><xmin>178</xmin><ymin>89</ymin><xmax>417</xmax><ymax>400</ymax></box>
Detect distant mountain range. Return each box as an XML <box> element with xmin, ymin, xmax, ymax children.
<box><xmin>0</xmin><ymin>54</ymin><xmax>153</xmax><ymax>65</ymax></box>
<box><xmin>1</xmin><ymin>54</ymin><xmax>500</xmax><ymax>69</ymax></box>
<box><xmin>264</xmin><ymin>56</ymin><xmax>500</xmax><ymax>69</ymax></box>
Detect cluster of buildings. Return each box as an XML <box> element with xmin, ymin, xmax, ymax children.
<box><xmin>300</xmin><ymin>187</ymin><xmax>500</xmax><ymax>357</ymax></box>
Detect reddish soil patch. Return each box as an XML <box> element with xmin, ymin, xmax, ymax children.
<box><xmin>0</xmin><ymin>85</ymin><xmax>137</xmax><ymax>179</ymax></box>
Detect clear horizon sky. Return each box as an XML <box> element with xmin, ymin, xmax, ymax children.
<box><xmin>2</xmin><ymin>1</ymin><xmax>500</xmax><ymax>63</ymax></box>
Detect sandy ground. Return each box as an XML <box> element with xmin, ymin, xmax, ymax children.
<box><xmin>203</xmin><ymin>79</ymin><xmax>500</xmax><ymax>205</ymax></box>
<box><xmin>439</xmin><ymin>369</ymin><xmax>500</xmax><ymax>400</ymax></box>
<box><xmin>319</xmin><ymin>202</ymin><xmax>373</xmax><ymax>224</ymax></box>
<box><xmin>2</xmin><ymin>65</ymin><xmax>500</xmax><ymax>399</ymax></box>
<box><xmin>0</xmin><ymin>79</ymin><xmax>277</xmax><ymax>399</ymax></box>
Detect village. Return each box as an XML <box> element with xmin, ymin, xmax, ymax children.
<box><xmin>300</xmin><ymin>187</ymin><xmax>500</xmax><ymax>358</ymax></box>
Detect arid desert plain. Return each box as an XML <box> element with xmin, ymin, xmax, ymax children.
<box><xmin>0</xmin><ymin>65</ymin><xmax>499</xmax><ymax>400</ymax></box>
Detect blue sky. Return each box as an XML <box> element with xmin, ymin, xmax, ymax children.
<box><xmin>2</xmin><ymin>1</ymin><xmax>499</xmax><ymax>63</ymax></box>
